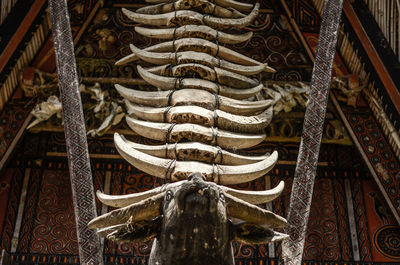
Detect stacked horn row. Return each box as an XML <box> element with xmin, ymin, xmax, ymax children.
<box><xmin>115</xmin><ymin>0</ymin><xmax>278</xmax><ymax>185</ymax></box>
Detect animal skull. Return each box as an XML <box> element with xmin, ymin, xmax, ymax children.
<box><xmin>90</xmin><ymin>173</ymin><xmax>288</xmax><ymax>265</ymax></box>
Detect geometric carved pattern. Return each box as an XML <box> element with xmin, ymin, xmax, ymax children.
<box><xmin>351</xmin><ymin>178</ymin><xmax>373</xmax><ymax>261</ymax></box>
<box><xmin>47</xmin><ymin>1</ymin><xmax>103</xmax><ymax>264</ymax></box>
<box><xmin>332</xmin><ymin>178</ymin><xmax>353</xmax><ymax>260</ymax></box>
<box><xmin>281</xmin><ymin>0</ymin><xmax>343</xmax><ymax>264</ymax></box>
<box><xmin>344</xmin><ymin>110</ymin><xmax>400</xmax><ymax>223</ymax></box>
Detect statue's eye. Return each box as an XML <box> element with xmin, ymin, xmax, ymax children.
<box><xmin>166</xmin><ymin>190</ymin><xmax>173</xmax><ymax>201</ymax></box>
<box><xmin>219</xmin><ymin>193</ymin><xmax>225</xmax><ymax>202</ymax></box>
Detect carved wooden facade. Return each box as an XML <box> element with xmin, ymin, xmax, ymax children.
<box><xmin>0</xmin><ymin>0</ymin><xmax>399</xmax><ymax>264</ymax></box>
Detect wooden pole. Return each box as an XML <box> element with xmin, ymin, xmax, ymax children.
<box><xmin>280</xmin><ymin>0</ymin><xmax>343</xmax><ymax>264</ymax></box>
<box><xmin>47</xmin><ymin>1</ymin><xmax>104</xmax><ymax>264</ymax></box>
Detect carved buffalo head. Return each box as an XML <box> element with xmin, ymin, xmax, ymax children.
<box><xmin>89</xmin><ymin>172</ymin><xmax>288</xmax><ymax>265</ymax></box>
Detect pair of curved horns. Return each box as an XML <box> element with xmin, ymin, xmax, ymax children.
<box><xmin>114</xmin><ymin>133</ymin><xmax>277</xmax><ymax>185</ymax></box>
<box><xmin>117</xmin><ymin>134</ymin><xmax>271</xmax><ymax>165</ymax></box>
<box><xmin>130</xmin><ymin>44</ymin><xmax>269</xmax><ymax>76</ymax></box>
<box><xmin>116</xmin><ymin>85</ymin><xmax>274</xmax><ymax>116</ymax></box>
<box><xmin>95</xmin><ymin>178</ymin><xmax>284</xmax><ymax>208</ymax></box>
<box><xmin>89</xmin><ymin>185</ymin><xmax>287</xmax><ymax>230</ymax></box>
<box><xmin>125</xmin><ymin>116</ymin><xmax>266</xmax><ymax>149</ymax></box>
<box><xmin>136</xmin><ymin>0</ymin><xmax>244</xmax><ymax>19</ymax></box>
<box><xmin>139</xmin><ymin>65</ymin><xmax>259</xmax><ymax>92</ymax></box>
<box><xmin>134</xmin><ymin>25</ymin><xmax>253</xmax><ymax>44</ymax></box>
<box><xmin>126</xmin><ymin>101</ymin><xmax>273</xmax><ymax>134</ymax></box>
<box><xmin>122</xmin><ymin>3</ymin><xmax>259</xmax><ymax>29</ymax></box>
<box><xmin>145</xmin><ymin>0</ymin><xmax>254</xmax><ymax>12</ymax></box>
<box><xmin>117</xmin><ymin>37</ymin><xmax>274</xmax><ymax>70</ymax></box>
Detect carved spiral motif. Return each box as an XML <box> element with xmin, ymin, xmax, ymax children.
<box><xmin>374</xmin><ymin>225</ymin><xmax>400</xmax><ymax>260</ymax></box>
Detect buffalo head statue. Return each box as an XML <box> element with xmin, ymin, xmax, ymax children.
<box><xmin>89</xmin><ymin>172</ymin><xmax>288</xmax><ymax>265</ymax></box>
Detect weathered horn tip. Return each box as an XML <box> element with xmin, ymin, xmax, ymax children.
<box><xmin>121</xmin><ymin>8</ymin><xmax>131</xmax><ymax>16</ymax></box>
<box><xmin>114</xmin><ymin>132</ymin><xmax>129</xmax><ymax>146</ymax></box>
<box><xmin>96</xmin><ymin>190</ymin><xmax>104</xmax><ymax>198</ymax></box>
<box><xmin>96</xmin><ymin>190</ymin><xmax>111</xmax><ymax>205</ymax></box>
<box><xmin>271</xmin><ymin>231</ymin><xmax>290</xmax><ymax>242</ymax></box>
<box><xmin>270</xmin><ymin>150</ymin><xmax>278</xmax><ymax>161</ymax></box>
<box><xmin>87</xmin><ymin>218</ymin><xmax>98</xmax><ymax>229</ymax></box>
<box><xmin>265</xmin><ymin>65</ymin><xmax>276</xmax><ymax>73</ymax></box>
<box><xmin>275</xmin><ymin>217</ymin><xmax>288</xmax><ymax>229</ymax></box>
<box><xmin>276</xmin><ymin>180</ymin><xmax>285</xmax><ymax>191</ymax></box>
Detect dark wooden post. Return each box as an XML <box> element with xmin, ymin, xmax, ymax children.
<box><xmin>281</xmin><ymin>0</ymin><xmax>343</xmax><ymax>264</ymax></box>
<box><xmin>47</xmin><ymin>1</ymin><xmax>104</xmax><ymax>264</ymax></box>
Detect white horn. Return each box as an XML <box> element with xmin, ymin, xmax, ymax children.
<box><xmin>131</xmin><ymin>44</ymin><xmax>269</xmax><ymax>76</ymax></box>
<box><xmin>145</xmin><ymin>0</ymin><xmax>253</xmax><ymax>12</ymax></box>
<box><xmin>125</xmin><ymin>116</ymin><xmax>266</xmax><ymax>149</ymax></box>
<box><xmin>135</xmin><ymin>25</ymin><xmax>253</xmax><ymax>44</ymax></box>
<box><xmin>221</xmin><ymin>181</ymin><xmax>285</xmax><ymax>204</ymax></box>
<box><xmin>138</xmin><ymin>65</ymin><xmax>260</xmax><ymax>93</ymax></box>
<box><xmin>116</xmin><ymin>85</ymin><xmax>273</xmax><ymax>115</ymax></box>
<box><xmin>137</xmin><ymin>0</ymin><xmax>237</xmax><ymax>18</ymax></box>
<box><xmin>116</xmin><ymin>133</ymin><xmax>271</xmax><ymax>165</ymax></box>
<box><xmin>125</xmin><ymin>101</ymin><xmax>273</xmax><ymax>133</ymax></box>
<box><xmin>114</xmin><ymin>134</ymin><xmax>278</xmax><ymax>185</ymax></box>
<box><xmin>123</xmin><ymin>4</ymin><xmax>259</xmax><ymax>29</ymax></box>
<box><xmin>95</xmin><ymin>180</ymin><xmax>185</xmax><ymax>208</ymax></box>
<box><xmin>146</xmin><ymin>64</ymin><xmax>263</xmax><ymax>88</ymax></box>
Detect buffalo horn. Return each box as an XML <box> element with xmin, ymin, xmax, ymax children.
<box><xmin>145</xmin><ymin>0</ymin><xmax>253</xmax><ymax>12</ymax></box>
<box><xmin>134</xmin><ymin>25</ymin><xmax>253</xmax><ymax>44</ymax></box>
<box><xmin>131</xmin><ymin>44</ymin><xmax>268</xmax><ymax>76</ymax></box>
<box><xmin>94</xmin><ymin>173</ymin><xmax>284</xmax><ymax>208</ymax></box>
<box><xmin>146</xmin><ymin>64</ymin><xmax>265</xmax><ymax>88</ymax></box>
<box><xmin>125</xmin><ymin>101</ymin><xmax>273</xmax><ymax>133</ymax></box>
<box><xmin>221</xmin><ymin>181</ymin><xmax>285</xmax><ymax>204</ymax></box>
<box><xmin>225</xmin><ymin>194</ymin><xmax>287</xmax><ymax>228</ymax></box>
<box><xmin>138</xmin><ymin>65</ymin><xmax>259</xmax><ymax>90</ymax></box>
<box><xmin>96</xmin><ymin>180</ymin><xmax>186</xmax><ymax>208</ymax></box>
<box><xmin>125</xmin><ymin>116</ymin><xmax>266</xmax><ymax>149</ymax></box>
<box><xmin>116</xmin><ymin>133</ymin><xmax>270</xmax><ymax>165</ymax></box>
<box><xmin>114</xmin><ymin>134</ymin><xmax>278</xmax><ymax>184</ymax></box>
<box><xmin>88</xmin><ymin>192</ymin><xmax>165</xmax><ymax>229</ymax></box>
<box><xmin>122</xmin><ymin>3</ymin><xmax>259</xmax><ymax>29</ymax></box>
<box><xmin>136</xmin><ymin>0</ymin><xmax>240</xmax><ymax>18</ymax></box>
<box><xmin>115</xmin><ymin>85</ymin><xmax>273</xmax><ymax>115</ymax></box>
<box><xmin>126</xmin><ymin>37</ymin><xmax>274</xmax><ymax>68</ymax></box>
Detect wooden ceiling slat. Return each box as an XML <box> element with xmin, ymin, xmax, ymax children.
<box><xmin>0</xmin><ymin>0</ymin><xmax>46</xmax><ymax>74</ymax></box>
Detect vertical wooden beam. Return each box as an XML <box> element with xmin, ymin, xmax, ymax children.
<box><xmin>0</xmin><ymin>249</ymin><xmax>14</xmax><ymax>265</ymax></box>
<box><xmin>47</xmin><ymin>1</ymin><xmax>104</xmax><ymax>264</ymax></box>
<box><xmin>281</xmin><ymin>0</ymin><xmax>343</xmax><ymax>264</ymax></box>
<box><xmin>10</xmin><ymin>168</ymin><xmax>31</xmax><ymax>252</ymax></box>
<box><xmin>344</xmin><ymin>179</ymin><xmax>361</xmax><ymax>261</ymax></box>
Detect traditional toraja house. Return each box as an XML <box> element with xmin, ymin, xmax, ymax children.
<box><xmin>0</xmin><ymin>0</ymin><xmax>399</xmax><ymax>264</ymax></box>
